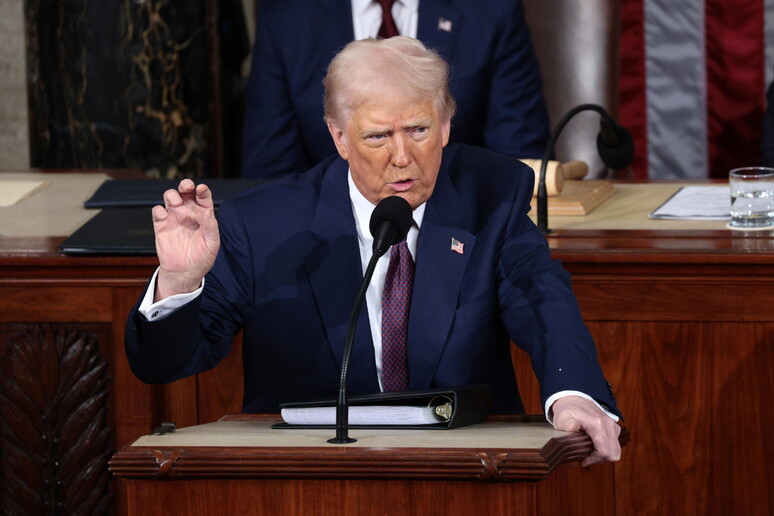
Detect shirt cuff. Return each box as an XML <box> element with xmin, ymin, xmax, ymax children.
<box><xmin>137</xmin><ymin>267</ymin><xmax>204</xmax><ymax>322</ymax></box>
<box><xmin>544</xmin><ymin>390</ymin><xmax>619</xmax><ymax>424</ymax></box>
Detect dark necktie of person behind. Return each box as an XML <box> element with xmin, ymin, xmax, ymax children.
<box><xmin>381</xmin><ymin>239</ymin><xmax>414</xmax><ymax>391</ymax></box>
<box><xmin>377</xmin><ymin>0</ymin><xmax>400</xmax><ymax>39</ymax></box>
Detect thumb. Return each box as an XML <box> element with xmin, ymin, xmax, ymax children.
<box><xmin>203</xmin><ymin>207</ymin><xmax>220</xmax><ymax>238</ymax></box>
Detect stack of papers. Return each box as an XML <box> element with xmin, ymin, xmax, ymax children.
<box><xmin>281</xmin><ymin>405</ymin><xmax>446</xmax><ymax>426</ymax></box>
<box><xmin>649</xmin><ymin>186</ymin><xmax>730</xmax><ymax>220</ymax></box>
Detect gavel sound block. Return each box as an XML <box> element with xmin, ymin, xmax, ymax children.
<box><xmin>519</xmin><ymin>159</ymin><xmax>615</xmax><ymax>216</ymax></box>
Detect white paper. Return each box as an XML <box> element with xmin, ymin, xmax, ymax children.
<box><xmin>648</xmin><ymin>186</ymin><xmax>730</xmax><ymax>220</ymax></box>
<box><xmin>0</xmin><ymin>179</ymin><xmax>49</xmax><ymax>207</ymax></box>
<box><xmin>281</xmin><ymin>405</ymin><xmax>445</xmax><ymax>426</ymax></box>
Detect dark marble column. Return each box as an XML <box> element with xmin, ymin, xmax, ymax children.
<box><xmin>24</xmin><ymin>0</ymin><xmax>236</xmax><ymax>178</ymax></box>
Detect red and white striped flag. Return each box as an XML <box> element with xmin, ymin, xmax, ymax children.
<box><xmin>619</xmin><ymin>0</ymin><xmax>774</xmax><ymax>179</ymax></box>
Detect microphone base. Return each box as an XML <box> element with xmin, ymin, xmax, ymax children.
<box><xmin>327</xmin><ymin>436</ymin><xmax>357</xmax><ymax>444</ymax></box>
<box><xmin>540</xmin><ymin>227</ymin><xmax>553</xmax><ymax>235</ymax></box>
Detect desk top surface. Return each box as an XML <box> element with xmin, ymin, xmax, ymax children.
<box><xmin>0</xmin><ymin>173</ymin><xmax>730</xmax><ymax>235</ymax></box>
<box><xmin>130</xmin><ymin>418</ymin><xmax>567</xmax><ymax>450</ymax></box>
<box><xmin>533</xmin><ymin>182</ymin><xmax>729</xmax><ymax>231</ymax></box>
<box><xmin>0</xmin><ymin>172</ymin><xmax>108</xmax><ymax>238</ymax></box>
<box><xmin>2</xmin><ymin>173</ymin><xmax>769</xmax><ymax>260</ymax></box>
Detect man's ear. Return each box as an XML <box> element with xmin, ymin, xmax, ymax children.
<box><xmin>441</xmin><ymin>116</ymin><xmax>451</xmax><ymax>147</ymax></box>
<box><xmin>326</xmin><ymin>120</ymin><xmax>349</xmax><ymax>160</ymax></box>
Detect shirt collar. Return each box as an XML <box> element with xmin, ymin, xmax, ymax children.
<box><xmin>351</xmin><ymin>0</ymin><xmax>419</xmax><ymax>16</ymax></box>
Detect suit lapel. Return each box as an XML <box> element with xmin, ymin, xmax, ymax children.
<box><xmin>305</xmin><ymin>159</ymin><xmax>379</xmax><ymax>393</ymax></box>
<box><xmin>408</xmin><ymin>152</ymin><xmax>475</xmax><ymax>389</ymax></box>
<box><xmin>417</xmin><ymin>0</ymin><xmax>462</xmax><ymax>62</ymax></box>
<box><xmin>314</xmin><ymin>0</ymin><xmax>355</xmax><ymax>61</ymax></box>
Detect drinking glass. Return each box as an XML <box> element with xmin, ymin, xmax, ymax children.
<box><xmin>728</xmin><ymin>167</ymin><xmax>774</xmax><ymax>228</ymax></box>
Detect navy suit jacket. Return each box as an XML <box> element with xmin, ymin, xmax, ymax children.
<box><xmin>240</xmin><ymin>0</ymin><xmax>551</xmax><ymax>178</ymax></box>
<box><xmin>126</xmin><ymin>144</ymin><xmax>620</xmax><ymax>418</ymax></box>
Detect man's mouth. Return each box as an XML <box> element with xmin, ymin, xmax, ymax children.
<box><xmin>389</xmin><ymin>179</ymin><xmax>415</xmax><ymax>192</ymax></box>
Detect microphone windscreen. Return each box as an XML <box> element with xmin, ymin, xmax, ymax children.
<box><xmin>369</xmin><ymin>196</ymin><xmax>413</xmax><ymax>251</ymax></box>
<box><xmin>597</xmin><ymin>125</ymin><xmax>635</xmax><ymax>170</ymax></box>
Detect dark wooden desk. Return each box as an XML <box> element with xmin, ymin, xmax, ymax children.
<box><xmin>1</xmin><ymin>178</ymin><xmax>771</xmax><ymax>514</ymax></box>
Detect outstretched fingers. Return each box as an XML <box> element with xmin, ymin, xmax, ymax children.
<box><xmin>194</xmin><ymin>182</ymin><xmax>214</xmax><ymax>210</ymax></box>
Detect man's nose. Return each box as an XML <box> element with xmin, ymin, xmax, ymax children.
<box><xmin>391</xmin><ymin>133</ymin><xmax>411</xmax><ymax>168</ymax></box>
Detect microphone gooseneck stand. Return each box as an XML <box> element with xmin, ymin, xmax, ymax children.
<box><xmin>327</xmin><ymin>251</ymin><xmax>383</xmax><ymax>444</ymax></box>
<box><xmin>328</xmin><ymin>196</ymin><xmax>413</xmax><ymax>444</ymax></box>
<box><xmin>537</xmin><ymin>103</ymin><xmax>634</xmax><ymax>235</ymax></box>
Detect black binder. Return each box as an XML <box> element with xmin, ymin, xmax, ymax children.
<box><xmin>83</xmin><ymin>178</ymin><xmax>268</xmax><ymax>209</ymax></box>
<box><xmin>58</xmin><ymin>208</ymin><xmax>156</xmax><ymax>256</ymax></box>
<box><xmin>272</xmin><ymin>384</ymin><xmax>492</xmax><ymax>430</ymax></box>
<box><xmin>62</xmin><ymin>178</ymin><xmax>267</xmax><ymax>255</ymax></box>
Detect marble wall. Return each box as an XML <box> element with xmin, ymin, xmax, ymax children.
<box><xmin>0</xmin><ymin>0</ymin><xmax>31</xmax><ymax>170</ymax></box>
<box><xmin>24</xmin><ymin>0</ymin><xmax>229</xmax><ymax>178</ymax></box>
<box><xmin>0</xmin><ymin>0</ymin><xmax>251</xmax><ymax>177</ymax></box>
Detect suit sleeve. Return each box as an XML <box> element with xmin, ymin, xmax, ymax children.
<box><xmin>124</xmin><ymin>201</ymin><xmax>252</xmax><ymax>384</ymax></box>
<box><xmin>495</xmin><ymin>164</ymin><xmax>621</xmax><ymax>418</ymax></box>
<box><xmin>483</xmin><ymin>0</ymin><xmax>551</xmax><ymax>159</ymax></box>
<box><xmin>240</xmin><ymin>4</ymin><xmax>313</xmax><ymax>178</ymax></box>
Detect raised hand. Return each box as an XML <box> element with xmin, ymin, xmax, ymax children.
<box><xmin>550</xmin><ymin>395</ymin><xmax>622</xmax><ymax>467</ymax></box>
<box><xmin>152</xmin><ymin>179</ymin><xmax>220</xmax><ymax>301</ymax></box>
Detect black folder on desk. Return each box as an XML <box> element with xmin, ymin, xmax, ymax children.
<box><xmin>83</xmin><ymin>178</ymin><xmax>267</xmax><ymax>209</ymax></box>
<box><xmin>63</xmin><ymin>178</ymin><xmax>268</xmax><ymax>255</ymax></box>
<box><xmin>58</xmin><ymin>208</ymin><xmax>156</xmax><ymax>255</ymax></box>
<box><xmin>272</xmin><ymin>384</ymin><xmax>492</xmax><ymax>430</ymax></box>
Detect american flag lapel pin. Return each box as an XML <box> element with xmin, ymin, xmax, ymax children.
<box><xmin>438</xmin><ymin>17</ymin><xmax>452</xmax><ymax>32</ymax></box>
<box><xmin>450</xmin><ymin>237</ymin><xmax>464</xmax><ymax>254</ymax></box>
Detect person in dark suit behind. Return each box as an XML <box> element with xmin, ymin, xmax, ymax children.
<box><xmin>127</xmin><ymin>36</ymin><xmax>621</xmax><ymax>466</ymax></box>
<box><xmin>240</xmin><ymin>0</ymin><xmax>550</xmax><ymax>178</ymax></box>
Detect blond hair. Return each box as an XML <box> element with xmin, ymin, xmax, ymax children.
<box><xmin>323</xmin><ymin>36</ymin><xmax>456</xmax><ymax>125</ymax></box>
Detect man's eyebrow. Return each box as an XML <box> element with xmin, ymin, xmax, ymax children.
<box><xmin>404</xmin><ymin>118</ymin><xmax>434</xmax><ymax>128</ymax></box>
<box><xmin>360</xmin><ymin>127</ymin><xmax>390</xmax><ymax>138</ymax></box>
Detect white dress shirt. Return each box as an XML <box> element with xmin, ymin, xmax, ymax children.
<box><xmin>347</xmin><ymin>171</ymin><xmax>424</xmax><ymax>390</ymax></box>
<box><xmin>351</xmin><ymin>0</ymin><xmax>419</xmax><ymax>40</ymax></box>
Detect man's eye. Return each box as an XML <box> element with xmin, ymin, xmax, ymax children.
<box><xmin>412</xmin><ymin>127</ymin><xmax>429</xmax><ymax>135</ymax></box>
<box><xmin>367</xmin><ymin>134</ymin><xmax>386</xmax><ymax>141</ymax></box>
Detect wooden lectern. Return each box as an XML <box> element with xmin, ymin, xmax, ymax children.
<box><xmin>110</xmin><ymin>415</ymin><xmax>629</xmax><ymax>516</ymax></box>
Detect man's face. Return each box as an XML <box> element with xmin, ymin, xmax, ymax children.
<box><xmin>327</xmin><ymin>92</ymin><xmax>451</xmax><ymax>210</ymax></box>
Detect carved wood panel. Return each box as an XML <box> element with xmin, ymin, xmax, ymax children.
<box><xmin>0</xmin><ymin>323</ymin><xmax>114</xmax><ymax>515</ymax></box>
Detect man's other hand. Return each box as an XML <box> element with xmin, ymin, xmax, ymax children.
<box><xmin>551</xmin><ymin>395</ymin><xmax>622</xmax><ymax>467</ymax></box>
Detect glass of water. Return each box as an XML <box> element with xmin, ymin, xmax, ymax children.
<box><xmin>729</xmin><ymin>167</ymin><xmax>774</xmax><ymax>228</ymax></box>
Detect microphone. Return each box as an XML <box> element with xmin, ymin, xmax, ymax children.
<box><xmin>537</xmin><ymin>103</ymin><xmax>634</xmax><ymax>234</ymax></box>
<box><xmin>328</xmin><ymin>195</ymin><xmax>413</xmax><ymax>444</ymax></box>
<box><xmin>597</xmin><ymin>115</ymin><xmax>635</xmax><ymax>170</ymax></box>
<box><xmin>369</xmin><ymin>196</ymin><xmax>415</xmax><ymax>255</ymax></box>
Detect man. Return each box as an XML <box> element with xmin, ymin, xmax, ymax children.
<box><xmin>240</xmin><ymin>0</ymin><xmax>550</xmax><ymax>178</ymax></box>
<box><xmin>127</xmin><ymin>37</ymin><xmax>621</xmax><ymax>466</ymax></box>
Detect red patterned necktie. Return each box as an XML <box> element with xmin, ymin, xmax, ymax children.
<box><xmin>376</xmin><ymin>0</ymin><xmax>400</xmax><ymax>39</ymax></box>
<box><xmin>381</xmin><ymin>239</ymin><xmax>414</xmax><ymax>391</ymax></box>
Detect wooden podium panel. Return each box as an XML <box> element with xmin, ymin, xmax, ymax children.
<box><xmin>110</xmin><ymin>415</ymin><xmax>626</xmax><ymax>516</ymax></box>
